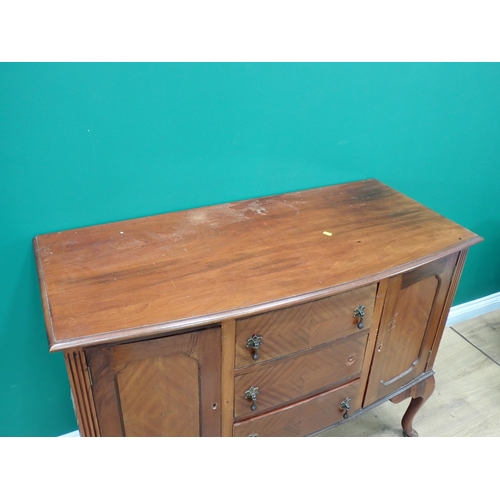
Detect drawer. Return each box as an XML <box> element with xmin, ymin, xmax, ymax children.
<box><xmin>233</xmin><ymin>379</ymin><xmax>362</xmax><ymax>437</ymax></box>
<box><xmin>235</xmin><ymin>284</ymin><xmax>377</xmax><ymax>368</ymax></box>
<box><xmin>234</xmin><ymin>330</ymin><xmax>368</xmax><ymax>419</ymax></box>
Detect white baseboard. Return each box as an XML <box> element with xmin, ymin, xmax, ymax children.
<box><xmin>59</xmin><ymin>430</ymin><xmax>80</xmax><ymax>437</ymax></box>
<box><xmin>446</xmin><ymin>291</ymin><xmax>500</xmax><ymax>326</ymax></box>
<box><xmin>58</xmin><ymin>291</ymin><xmax>500</xmax><ymax>437</ymax></box>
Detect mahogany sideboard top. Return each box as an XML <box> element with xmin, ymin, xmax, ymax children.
<box><xmin>34</xmin><ymin>179</ymin><xmax>482</xmax><ymax>353</ymax></box>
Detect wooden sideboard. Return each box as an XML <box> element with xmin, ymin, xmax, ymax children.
<box><xmin>33</xmin><ymin>179</ymin><xmax>482</xmax><ymax>437</ymax></box>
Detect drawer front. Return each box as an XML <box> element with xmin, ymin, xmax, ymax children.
<box><xmin>233</xmin><ymin>380</ymin><xmax>362</xmax><ymax>437</ymax></box>
<box><xmin>234</xmin><ymin>331</ymin><xmax>368</xmax><ymax>419</ymax></box>
<box><xmin>235</xmin><ymin>284</ymin><xmax>377</xmax><ymax>368</ymax></box>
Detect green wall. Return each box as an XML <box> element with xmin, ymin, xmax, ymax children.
<box><xmin>1</xmin><ymin>63</ymin><xmax>499</xmax><ymax>436</ymax></box>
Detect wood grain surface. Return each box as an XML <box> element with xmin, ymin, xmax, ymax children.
<box><xmin>364</xmin><ymin>254</ymin><xmax>457</xmax><ymax>405</ymax></box>
<box><xmin>64</xmin><ymin>350</ymin><xmax>100</xmax><ymax>436</ymax></box>
<box><xmin>235</xmin><ymin>283</ymin><xmax>376</xmax><ymax>368</ymax></box>
<box><xmin>234</xmin><ymin>331</ymin><xmax>368</xmax><ymax>419</ymax></box>
<box><xmin>86</xmin><ymin>326</ymin><xmax>222</xmax><ymax>436</ymax></box>
<box><xmin>33</xmin><ymin>179</ymin><xmax>482</xmax><ymax>351</ymax></box>
<box><xmin>233</xmin><ymin>380</ymin><xmax>362</xmax><ymax>437</ymax></box>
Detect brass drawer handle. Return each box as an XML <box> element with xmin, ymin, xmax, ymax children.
<box><xmin>354</xmin><ymin>305</ymin><xmax>366</xmax><ymax>329</ymax></box>
<box><xmin>247</xmin><ymin>334</ymin><xmax>263</xmax><ymax>361</ymax></box>
<box><xmin>244</xmin><ymin>386</ymin><xmax>259</xmax><ymax>411</ymax></box>
<box><xmin>340</xmin><ymin>397</ymin><xmax>351</xmax><ymax>419</ymax></box>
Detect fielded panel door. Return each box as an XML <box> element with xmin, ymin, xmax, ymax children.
<box><xmin>364</xmin><ymin>254</ymin><xmax>458</xmax><ymax>406</ymax></box>
<box><xmin>86</xmin><ymin>327</ymin><xmax>222</xmax><ymax>436</ymax></box>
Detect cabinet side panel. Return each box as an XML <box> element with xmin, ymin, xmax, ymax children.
<box><xmin>64</xmin><ymin>350</ymin><xmax>100</xmax><ymax>437</ymax></box>
<box><xmin>426</xmin><ymin>249</ymin><xmax>469</xmax><ymax>370</ymax></box>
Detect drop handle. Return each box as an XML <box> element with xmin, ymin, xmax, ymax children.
<box><xmin>354</xmin><ymin>305</ymin><xmax>366</xmax><ymax>329</ymax></box>
<box><xmin>247</xmin><ymin>334</ymin><xmax>263</xmax><ymax>361</ymax></box>
<box><xmin>244</xmin><ymin>386</ymin><xmax>259</xmax><ymax>411</ymax></box>
<box><xmin>340</xmin><ymin>397</ymin><xmax>351</xmax><ymax>419</ymax></box>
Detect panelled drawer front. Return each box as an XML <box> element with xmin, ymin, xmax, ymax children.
<box><xmin>234</xmin><ymin>331</ymin><xmax>368</xmax><ymax>419</ymax></box>
<box><xmin>233</xmin><ymin>379</ymin><xmax>362</xmax><ymax>437</ymax></box>
<box><xmin>235</xmin><ymin>284</ymin><xmax>377</xmax><ymax>369</ymax></box>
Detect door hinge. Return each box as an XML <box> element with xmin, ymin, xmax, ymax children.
<box><xmin>87</xmin><ymin>365</ymin><xmax>93</xmax><ymax>386</ymax></box>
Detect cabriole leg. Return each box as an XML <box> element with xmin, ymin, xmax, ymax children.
<box><xmin>390</xmin><ymin>375</ymin><xmax>435</xmax><ymax>437</ymax></box>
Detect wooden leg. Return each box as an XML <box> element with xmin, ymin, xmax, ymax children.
<box><xmin>390</xmin><ymin>375</ymin><xmax>435</xmax><ymax>437</ymax></box>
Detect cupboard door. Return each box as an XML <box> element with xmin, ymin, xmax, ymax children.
<box><xmin>364</xmin><ymin>254</ymin><xmax>458</xmax><ymax>406</ymax></box>
<box><xmin>86</xmin><ymin>327</ymin><xmax>221</xmax><ymax>436</ymax></box>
